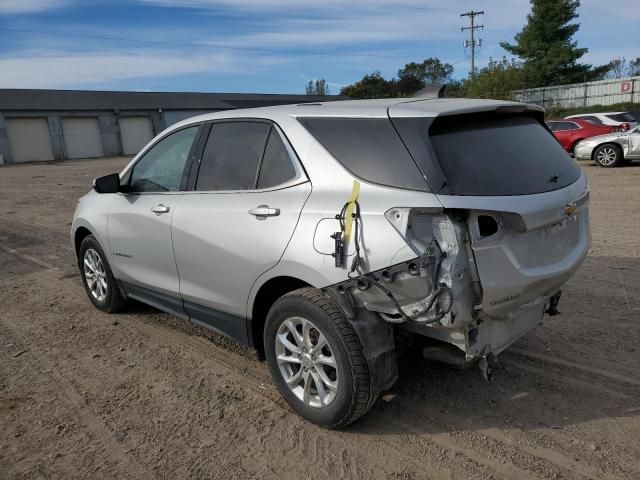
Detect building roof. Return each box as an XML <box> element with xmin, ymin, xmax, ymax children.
<box><xmin>0</xmin><ymin>89</ymin><xmax>344</xmax><ymax>112</ymax></box>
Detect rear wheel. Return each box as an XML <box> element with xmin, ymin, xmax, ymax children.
<box><xmin>594</xmin><ymin>144</ymin><xmax>623</xmax><ymax>167</ymax></box>
<box><xmin>78</xmin><ymin>235</ymin><xmax>127</xmax><ymax>313</ymax></box>
<box><xmin>264</xmin><ymin>288</ymin><xmax>375</xmax><ymax>428</ymax></box>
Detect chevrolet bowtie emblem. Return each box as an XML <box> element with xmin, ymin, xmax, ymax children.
<box><xmin>564</xmin><ymin>202</ymin><xmax>577</xmax><ymax>216</ymax></box>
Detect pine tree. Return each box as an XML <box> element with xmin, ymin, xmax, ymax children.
<box><xmin>500</xmin><ymin>0</ymin><xmax>608</xmax><ymax>87</ymax></box>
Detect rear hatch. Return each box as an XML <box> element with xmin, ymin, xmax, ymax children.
<box><xmin>390</xmin><ymin>105</ymin><xmax>590</xmax><ymax>317</ymax></box>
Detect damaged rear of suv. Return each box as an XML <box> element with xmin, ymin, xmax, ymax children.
<box><xmin>73</xmin><ymin>97</ymin><xmax>589</xmax><ymax>428</ymax></box>
<box><xmin>280</xmin><ymin>99</ymin><xmax>589</xmax><ymax>425</ymax></box>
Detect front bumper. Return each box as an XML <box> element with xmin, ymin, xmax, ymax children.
<box><xmin>574</xmin><ymin>142</ymin><xmax>595</xmax><ymax>160</ymax></box>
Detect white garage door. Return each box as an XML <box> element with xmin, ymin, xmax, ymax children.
<box><xmin>119</xmin><ymin>116</ymin><xmax>154</xmax><ymax>155</ymax></box>
<box><xmin>6</xmin><ymin>118</ymin><xmax>54</xmax><ymax>163</ymax></box>
<box><xmin>62</xmin><ymin>117</ymin><xmax>104</xmax><ymax>159</ymax></box>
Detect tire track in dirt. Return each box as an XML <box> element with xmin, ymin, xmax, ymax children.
<box><xmin>3</xmin><ymin>269</ymin><xmax>458</xmax><ymax>479</ymax></box>
<box><xmin>6</xmin><ymin>267</ymin><xmax>639</xmax><ymax>480</ymax></box>
<box><xmin>509</xmin><ymin>348</ymin><xmax>640</xmax><ymax>388</ymax></box>
<box><xmin>0</xmin><ymin>316</ymin><xmax>150</xmax><ymax>479</ymax></box>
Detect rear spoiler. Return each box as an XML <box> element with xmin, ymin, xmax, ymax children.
<box><xmin>413</xmin><ymin>84</ymin><xmax>448</xmax><ymax>99</ymax></box>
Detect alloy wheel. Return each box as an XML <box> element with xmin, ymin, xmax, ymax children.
<box><xmin>83</xmin><ymin>248</ymin><xmax>108</xmax><ymax>302</ymax></box>
<box><xmin>597</xmin><ymin>147</ymin><xmax>617</xmax><ymax>166</ymax></box>
<box><xmin>275</xmin><ymin>316</ymin><xmax>339</xmax><ymax>408</ymax></box>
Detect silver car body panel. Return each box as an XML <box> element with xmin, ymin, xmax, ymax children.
<box><xmin>574</xmin><ymin>127</ymin><xmax>640</xmax><ymax>160</ymax></box>
<box><xmin>72</xmin><ymin>97</ymin><xmax>590</xmax><ymax>365</ymax></box>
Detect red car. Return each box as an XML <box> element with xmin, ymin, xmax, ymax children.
<box><xmin>547</xmin><ymin>119</ymin><xmax>618</xmax><ymax>155</ymax></box>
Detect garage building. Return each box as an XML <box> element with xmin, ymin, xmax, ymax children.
<box><xmin>0</xmin><ymin>89</ymin><xmax>341</xmax><ymax>164</ymax></box>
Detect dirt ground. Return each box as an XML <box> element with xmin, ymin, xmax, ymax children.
<box><xmin>1</xmin><ymin>156</ymin><xmax>639</xmax><ymax>480</ymax></box>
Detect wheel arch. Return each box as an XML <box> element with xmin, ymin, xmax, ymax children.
<box><xmin>592</xmin><ymin>142</ymin><xmax>624</xmax><ymax>161</ymax></box>
<box><xmin>73</xmin><ymin>225</ymin><xmax>94</xmax><ymax>259</ymax></box>
<box><xmin>249</xmin><ymin>275</ymin><xmax>312</xmax><ymax>357</ymax></box>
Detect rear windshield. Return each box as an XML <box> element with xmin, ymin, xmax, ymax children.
<box><xmin>606</xmin><ymin>113</ymin><xmax>635</xmax><ymax>123</ymax></box>
<box><xmin>426</xmin><ymin>114</ymin><xmax>581</xmax><ymax>196</ymax></box>
<box><xmin>297</xmin><ymin>117</ymin><xmax>430</xmax><ymax>191</ymax></box>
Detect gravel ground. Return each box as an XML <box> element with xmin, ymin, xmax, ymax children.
<box><xmin>1</xmin><ymin>156</ymin><xmax>639</xmax><ymax>480</ymax></box>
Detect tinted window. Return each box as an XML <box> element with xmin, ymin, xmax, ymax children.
<box><xmin>257</xmin><ymin>129</ymin><xmax>297</xmax><ymax>189</ymax></box>
<box><xmin>577</xmin><ymin>116</ymin><xmax>603</xmax><ymax>125</ymax></box>
<box><xmin>606</xmin><ymin>113</ymin><xmax>635</xmax><ymax>122</ymax></box>
<box><xmin>427</xmin><ymin>114</ymin><xmax>581</xmax><ymax>196</ymax></box>
<box><xmin>554</xmin><ymin>121</ymin><xmax>579</xmax><ymax>131</ymax></box>
<box><xmin>298</xmin><ymin>117</ymin><xmax>429</xmax><ymax>191</ymax></box>
<box><xmin>129</xmin><ymin>126</ymin><xmax>198</xmax><ymax>193</ymax></box>
<box><xmin>547</xmin><ymin>122</ymin><xmax>558</xmax><ymax>131</ymax></box>
<box><xmin>196</xmin><ymin>122</ymin><xmax>271</xmax><ymax>191</ymax></box>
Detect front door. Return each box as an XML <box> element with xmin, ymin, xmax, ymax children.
<box><xmin>172</xmin><ymin>121</ymin><xmax>311</xmax><ymax>341</ymax></box>
<box><xmin>108</xmin><ymin>125</ymin><xmax>199</xmax><ymax>312</ymax></box>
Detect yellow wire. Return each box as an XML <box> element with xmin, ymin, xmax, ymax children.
<box><xmin>343</xmin><ymin>180</ymin><xmax>360</xmax><ymax>243</ymax></box>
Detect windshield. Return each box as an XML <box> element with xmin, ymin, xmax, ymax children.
<box><xmin>394</xmin><ymin>113</ymin><xmax>582</xmax><ymax>196</ymax></box>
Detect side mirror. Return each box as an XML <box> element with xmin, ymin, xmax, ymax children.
<box><xmin>93</xmin><ymin>173</ymin><xmax>121</xmax><ymax>194</ymax></box>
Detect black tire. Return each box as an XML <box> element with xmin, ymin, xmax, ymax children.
<box><xmin>593</xmin><ymin>143</ymin><xmax>623</xmax><ymax>168</ymax></box>
<box><xmin>264</xmin><ymin>287</ymin><xmax>374</xmax><ymax>428</ymax></box>
<box><xmin>78</xmin><ymin>235</ymin><xmax>127</xmax><ymax>313</ymax></box>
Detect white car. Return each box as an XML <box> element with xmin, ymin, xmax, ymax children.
<box><xmin>565</xmin><ymin>112</ymin><xmax>638</xmax><ymax>131</ymax></box>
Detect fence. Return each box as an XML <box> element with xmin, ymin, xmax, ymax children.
<box><xmin>514</xmin><ymin>76</ymin><xmax>639</xmax><ymax>109</ymax></box>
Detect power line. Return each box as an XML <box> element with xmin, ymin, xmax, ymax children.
<box><xmin>460</xmin><ymin>10</ymin><xmax>484</xmax><ymax>78</ymax></box>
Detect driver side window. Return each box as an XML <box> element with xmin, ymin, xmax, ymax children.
<box><xmin>129</xmin><ymin>126</ymin><xmax>198</xmax><ymax>193</ymax></box>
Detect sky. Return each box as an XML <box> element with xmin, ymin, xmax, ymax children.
<box><xmin>0</xmin><ymin>0</ymin><xmax>637</xmax><ymax>94</ymax></box>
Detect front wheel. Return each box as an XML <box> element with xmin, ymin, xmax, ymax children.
<box><xmin>78</xmin><ymin>235</ymin><xmax>127</xmax><ymax>313</ymax></box>
<box><xmin>264</xmin><ymin>288</ymin><xmax>375</xmax><ymax>428</ymax></box>
<box><xmin>594</xmin><ymin>144</ymin><xmax>623</xmax><ymax>167</ymax></box>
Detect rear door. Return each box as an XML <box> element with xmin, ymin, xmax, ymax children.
<box><xmin>172</xmin><ymin>120</ymin><xmax>311</xmax><ymax>341</ymax></box>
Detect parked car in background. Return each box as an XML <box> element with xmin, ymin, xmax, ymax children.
<box><xmin>72</xmin><ymin>98</ymin><xmax>590</xmax><ymax>427</ymax></box>
<box><xmin>574</xmin><ymin>125</ymin><xmax>640</xmax><ymax>167</ymax></box>
<box><xmin>546</xmin><ymin>119</ymin><xmax>618</xmax><ymax>155</ymax></box>
<box><xmin>565</xmin><ymin>112</ymin><xmax>638</xmax><ymax>132</ymax></box>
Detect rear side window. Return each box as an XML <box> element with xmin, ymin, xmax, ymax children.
<box><xmin>577</xmin><ymin>115</ymin><xmax>603</xmax><ymax>125</ymax></box>
<box><xmin>257</xmin><ymin>129</ymin><xmax>297</xmax><ymax>189</ymax></box>
<box><xmin>196</xmin><ymin>122</ymin><xmax>271</xmax><ymax>191</ymax></box>
<box><xmin>298</xmin><ymin>117</ymin><xmax>429</xmax><ymax>191</ymax></box>
<box><xmin>606</xmin><ymin>113</ymin><xmax>635</xmax><ymax>122</ymax></box>
<box><xmin>427</xmin><ymin>114</ymin><xmax>581</xmax><ymax>196</ymax></box>
<box><xmin>554</xmin><ymin>121</ymin><xmax>579</xmax><ymax>131</ymax></box>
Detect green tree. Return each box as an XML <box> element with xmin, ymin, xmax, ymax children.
<box><xmin>461</xmin><ymin>57</ymin><xmax>524</xmax><ymax>100</ymax></box>
<box><xmin>630</xmin><ymin>58</ymin><xmax>640</xmax><ymax>77</ymax></box>
<box><xmin>396</xmin><ymin>58</ymin><xmax>454</xmax><ymax>95</ymax></box>
<box><xmin>305</xmin><ymin>79</ymin><xmax>329</xmax><ymax>95</ymax></box>
<box><xmin>500</xmin><ymin>0</ymin><xmax>608</xmax><ymax>87</ymax></box>
<box><xmin>341</xmin><ymin>58</ymin><xmax>454</xmax><ymax>99</ymax></box>
<box><xmin>340</xmin><ymin>71</ymin><xmax>397</xmax><ymax>99</ymax></box>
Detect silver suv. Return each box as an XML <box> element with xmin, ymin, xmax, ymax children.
<box><xmin>72</xmin><ymin>98</ymin><xmax>590</xmax><ymax>427</ymax></box>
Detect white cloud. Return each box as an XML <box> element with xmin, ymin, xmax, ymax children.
<box><xmin>0</xmin><ymin>50</ymin><xmax>284</xmax><ymax>88</ymax></box>
<box><xmin>0</xmin><ymin>0</ymin><xmax>69</xmax><ymax>14</ymax></box>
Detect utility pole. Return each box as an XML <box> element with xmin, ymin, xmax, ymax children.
<box><xmin>461</xmin><ymin>10</ymin><xmax>484</xmax><ymax>78</ymax></box>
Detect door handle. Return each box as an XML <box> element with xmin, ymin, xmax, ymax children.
<box><xmin>248</xmin><ymin>205</ymin><xmax>280</xmax><ymax>217</ymax></box>
<box><xmin>151</xmin><ymin>204</ymin><xmax>170</xmax><ymax>215</ymax></box>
